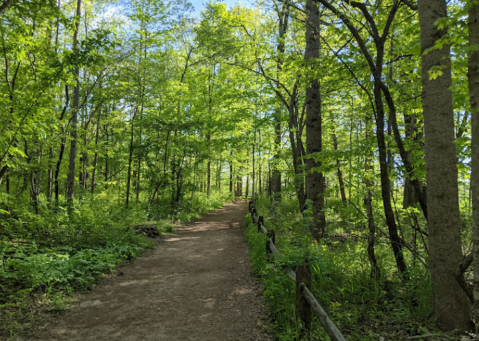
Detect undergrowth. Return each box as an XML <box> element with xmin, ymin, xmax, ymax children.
<box><xmin>244</xmin><ymin>196</ymin><xmax>459</xmax><ymax>341</ymax></box>
<box><xmin>0</xmin><ymin>190</ymin><xmax>232</xmax><ymax>339</ymax></box>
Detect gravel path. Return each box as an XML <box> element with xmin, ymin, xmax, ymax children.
<box><xmin>36</xmin><ymin>200</ymin><xmax>273</xmax><ymax>341</ymax></box>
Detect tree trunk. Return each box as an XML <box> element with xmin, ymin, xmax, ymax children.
<box><xmin>365</xmin><ymin>190</ymin><xmax>380</xmax><ymax>282</ymax></box>
<box><xmin>332</xmin><ymin>131</ymin><xmax>347</xmax><ymax>206</ymax></box>
<box><xmin>402</xmin><ymin>113</ymin><xmax>424</xmax><ymax>209</ymax></box>
<box><xmin>54</xmin><ymin>85</ymin><xmax>70</xmax><ymax>207</ymax></box>
<box><xmin>236</xmin><ymin>176</ymin><xmax>242</xmax><ymax>197</ymax></box>
<box><xmin>47</xmin><ymin>145</ymin><xmax>53</xmax><ymax>202</ymax></box>
<box><xmin>104</xmin><ymin>124</ymin><xmax>109</xmax><ymax>186</ymax></box>
<box><xmin>91</xmin><ymin>109</ymin><xmax>101</xmax><ymax>195</ymax></box>
<box><xmin>65</xmin><ymin>0</ymin><xmax>81</xmax><ymax>203</ymax></box>
<box><xmin>217</xmin><ymin>159</ymin><xmax>221</xmax><ymax>190</ymax></box>
<box><xmin>287</xmin><ymin>99</ymin><xmax>306</xmax><ymax>212</ymax></box>
<box><xmin>136</xmin><ymin>156</ymin><xmax>141</xmax><ymax>201</ymax></box>
<box><xmin>271</xmin><ymin>2</ymin><xmax>289</xmax><ymax>201</ymax></box>
<box><xmin>305</xmin><ymin>0</ymin><xmax>326</xmax><ymax>240</ymax></box>
<box><xmin>229</xmin><ymin>159</ymin><xmax>233</xmax><ymax>194</ymax></box>
<box><xmin>374</xmin><ymin>78</ymin><xmax>408</xmax><ymax>276</ymax></box>
<box><xmin>252</xmin><ymin>141</ymin><xmax>255</xmax><ymax>200</ymax></box>
<box><xmin>468</xmin><ymin>0</ymin><xmax>479</xmax><ymax>335</ymax></box>
<box><xmin>126</xmin><ymin>109</ymin><xmax>136</xmax><ymax>208</ymax></box>
<box><xmin>207</xmin><ymin>137</ymin><xmax>211</xmax><ymax>196</ymax></box>
<box><xmin>5</xmin><ymin>168</ymin><xmax>9</xmax><ymax>195</ymax></box>
<box><xmin>418</xmin><ymin>0</ymin><xmax>472</xmax><ymax>330</ymax></box>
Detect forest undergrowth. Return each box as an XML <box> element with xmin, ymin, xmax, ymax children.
<box><xmin>245</xmin><ymin>196</ymin><xmax>473</xmax><ymax>341</ymax></box>
<box><xmin>0</xmin><ymin>190</ymin><xmax>231</xmax><ymax>339</ymax></box>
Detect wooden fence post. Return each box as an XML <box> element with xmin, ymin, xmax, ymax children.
<box><xmin>252</xmin><ymin>207</ymin><xmax>257</xmax><ymax>222</ymax></box>
<box><xmin>266</xmin><ymin>229</ymin><xmax>275</xmax><ymax>260</ymax></box>
<box><xmin>296</xmin><ymin>263</ymin><xmax>312</xmax><ymax>339</ymax></box>
<box><xmin>257</xmin><ymin>215</ymin><xmax>263</xmax><ymax>233</ymax></box>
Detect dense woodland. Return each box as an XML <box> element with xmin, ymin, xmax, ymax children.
<box><xmin>1</xmin><ymin>0</ymin><xmax>479</xmax><ymax>339</ymax></box>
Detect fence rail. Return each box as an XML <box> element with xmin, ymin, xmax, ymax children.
<box><xmin>248</xmin><ymin>201</ymin><xmax>346</xmax><ymax>341</ymax></box>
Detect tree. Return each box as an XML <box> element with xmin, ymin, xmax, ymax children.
<box><xmin>304</xmin><ymin>0</ymin><xmax>326</xmax><ymax>239</ymax></box>
<box><xmin>468</xmin><ymin>0</ymin><xmax>479</xmax><ymax>334</ymax></box>
<box><xmin>66</xmin><ymin>0</ymin><xmax>81</xmax><ymax>203</ymax></box>
<box><xmin>418</xmin><ymin>0</ymin><xmax>472</xmax><ymax>331</ymax></box>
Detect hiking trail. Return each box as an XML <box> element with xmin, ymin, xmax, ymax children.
<box><xmin>36</xmin><ymin>200</ymin><xmax>273</xmax><ymax>341</ymax></box>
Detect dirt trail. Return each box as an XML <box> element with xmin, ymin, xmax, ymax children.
<box><xmin>36</xmin><ymin>200</ymin><xmax>273</xmax><ymax>341</ymax></box>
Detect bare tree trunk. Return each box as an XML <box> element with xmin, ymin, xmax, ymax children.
<box><xmin>229</xmin><ymin>157</ymin><xmax>233</xmax><ymax>194</ymax></box>
<box><xmin>365</xmin><ymin>189</ymin><xmax>380</xmax><ymax>282</ymax></box>
<box><xmin>136</xmin><ymin>156</ymin><xmax>140</xmax><ymax>201</ymax></box>
<box><xmin>125</xmin><ymin>109</ymin><xmax>136</xmax><ymax>208</ymax></box>
<box><xmin>104</xmin><ymin>124</ymin><xmax>109</xmax><ymax>185</ymax></box>
<box><xmin>91</xmin><ymin>109</ymin><xmax>101</xmax><ymax>195</ymax></box>
<box><xmin>418</xmin><ymin>0</ymin><xmax>472</xmax><ymax>330</ymax></box>
<box><xmin>55</xmin><ymin>85</ymin><xmax>70</xmax><ymax>207</ymax></box>
<box><xmin>65</xmin><ymin>0</ymin><xmax>81</xmax><ymax>203</ymax></box>
<box><xmin>217</xmin><ymin>159</ymin><xmax>221</xmax><ymax>191</ymax></box>
<box><xmin>332</xmin><ymin>131</ymin><xmax>347</xmax><ymax>206</ymax></box>
<box><xmin>5</xmin><ymin>168</ymin><xmax>9</xmax><ymax>195</ymax></box>
<box><xmin>237</xmin><ymin>176</ymin><xmax>242</xmax><ymax>197</ymax></box>
<box><xmin>271</xmin><ymin>1</ymin><xmax>290</xmax><ymax>201</ymax></box>
<box><xmin>207</xmin><ymin>135</ymin><xmax>211</xmax><ymax>197</ymax></box>
<box><xmin>47</xmin><ymin>145</ymin><xmax>53</xmax><ymax>202</ymax></box>
<box><xmin>286</xmin><ymin>85</ymin><xmax>306</xmax><ymax>212</ymax></box>
<box><xmin>305</xmin><ymin>0</ymin><xmax>326</xmax><ymax>240</ymax></box>
<box><xmin>374</xmin><ymin>79</ymin><xmax>407</xmax><ymax>276</ymax></box>
<box><xmin>468</xmin><ymin>0</ymin><xmax>479</xmax><ymax>335</ymax></box>
<box><xmin>252</xmin><ymin>136</ymin><xmax>255</xmax><ymax>200</ymax></box>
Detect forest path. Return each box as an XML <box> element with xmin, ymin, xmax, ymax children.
<box><xmin>36</xmin><ymin>200</ymin><xmax>272</xmax><ymax>341</ymax></box>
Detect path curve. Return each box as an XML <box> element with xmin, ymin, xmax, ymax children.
<box><xmin>37</xmin><ymin>200</ymin><xmax>272</xmax><ymax>341</ymax></box>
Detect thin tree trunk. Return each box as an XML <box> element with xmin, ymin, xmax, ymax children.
<box><xmin>54</xmin><ymin>85</ymin><xmax>70</xmax><ymax>207</ymax></box>
<box><xmin>91</xmin><ymin>109</ymin><xmax>101</xmax><ymax>195</ymax></box>
<box><xmin>104</xmin><ymin>124</ymin><xmax>109</xmax><ymax>185</ymax></box>
<box><xmin>332</xmin><ymin>131</ymin><xmax>347</xmax><ymax>206</ymax></box>
<box><xmin>271</xmin><ymin>1</ymin><xmax>290</xmax><ymax>201</ymax></box>
<box><xmin>125</xmin><ymin>108</ymin><xmax>136</xmax><ymax>208</ymax></box>
<box><xmin>207</xmin><ymin>136</ymin><xmax>211</xmax><ymax>197</ymax></box>
<box><xmin>47</xmin><ymin>144</ymin><xmax>53</xmax><ymax>202</ymax></box>
<box><xmin>5</xmin><ymin>168</ymin><xmax>9</xmax><ymax>195</ymax></box>
<box><xmin>365</xmin><ymin>189</ymin><xmax>380</xmax><ymax>282</ymax></box>
<box><xmin>374</xmin><ymin>79</ymin><xmax>407</xmax><ymax>276</ymax></box>
<box><xmin>136</xmin><ymin>156</ymin><xmax>140</xmax><ymax>201</ymax></box>
<box><xmin>252</xmin><ymin>134</ymin><xmax>255</xmax><ymax>200</ymax></box>
<box><xmin>229</xmin><ymin>159</ymin><xmax>233</xmax><ymax>194</ymax></box>
<box><xmin>65</xmin><ymin>0</ymin><xmax>81</xmax><ymax>203</ymax></box>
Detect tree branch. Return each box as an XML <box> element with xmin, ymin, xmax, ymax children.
<box><xmin>401</xmin><ymin>0</ymin><xmax>418</xmax><ymax>11</ymax></box>
<box><xmin>0</xmin><ymin>0</ymin><xmax>14</xmax><ymax>16</ymax></box>
<box><xmin>314</xmin><ymin>0</ymin><xmax>376</xmax><ymax>72</ymax></box>
<box><xmin>454</xmin><ymin>253</ymin><xmax>473</xmax><ymax>303</ymax></box>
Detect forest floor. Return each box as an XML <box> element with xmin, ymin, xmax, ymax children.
<box><xmin>28</xmin><ymin>200</ymin><xmax>273</xmax><ymax>341</ymax></box>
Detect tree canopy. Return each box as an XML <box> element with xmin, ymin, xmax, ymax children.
<box><xmin>2</xmin><ymin>0</ymin><xmax>479</xmax><ymax>338</ymax></box>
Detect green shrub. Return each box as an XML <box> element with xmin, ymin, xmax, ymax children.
<box><xmin>245</xmin><ymin>196</ymin><xmax>434</xmax><ymax>341</ymax></box>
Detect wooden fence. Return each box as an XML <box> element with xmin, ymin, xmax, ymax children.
<box><xmin>248</xmin><ymin>201</ymin><xmax>346</xmax><ymax>341</ymax></box>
